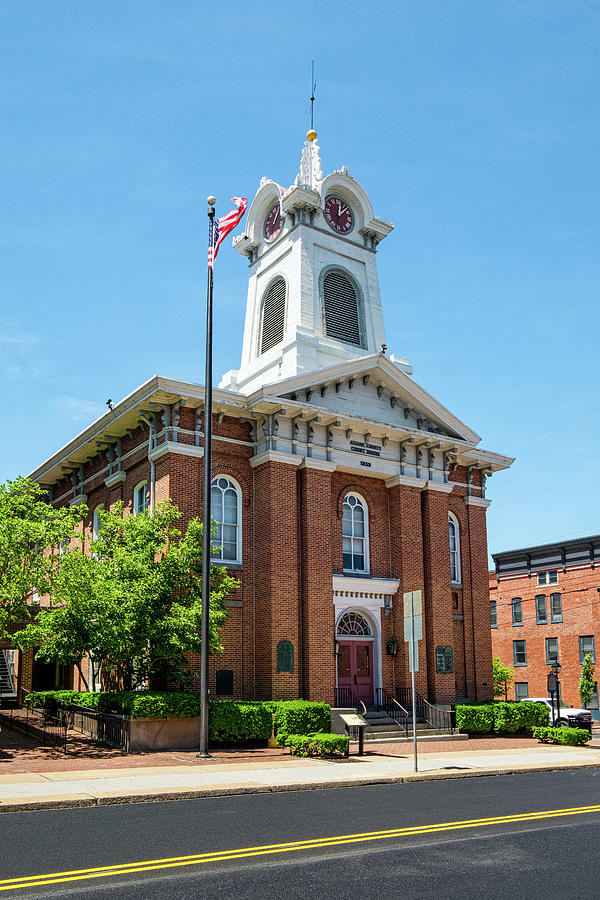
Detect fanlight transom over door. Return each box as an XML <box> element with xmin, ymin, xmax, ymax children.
<box><xmin>336</xmin><ymin>612</ymin><xmax>374</xmax><ymax>705</ymax></box>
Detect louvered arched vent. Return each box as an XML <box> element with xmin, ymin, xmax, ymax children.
<box><xmin>260</xmin><ymin>277</ymin><xmax>286</xmax><ymax>354</ymax></box>
<box><xmin>323</xmin><ymin>271</ymin><xmax>361</xmax><ymax>346</ymax></box>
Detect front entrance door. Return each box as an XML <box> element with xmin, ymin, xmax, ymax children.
<box><xmin>337</xmin><ymin>641</ymin><xmax>374</xmax><ymax>705</ymax></box>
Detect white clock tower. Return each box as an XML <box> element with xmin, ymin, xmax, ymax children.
<box><xmin>220</xmin><ymin>131</ymin><xmax>405</xmax><ymax>395</ymax></box>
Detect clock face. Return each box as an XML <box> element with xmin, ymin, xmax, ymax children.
<box><xmin>264</xmin><ymin>202</ymin><xmax>282</xmax><ymax>241</ymax></box>
<box><xmin>324</xmin><ymin>195</ymin><xmax>353</xmax><ymax>234</ymax></box>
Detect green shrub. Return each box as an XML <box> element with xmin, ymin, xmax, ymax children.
<box><xmin>455</xmin><ymin>701</ymin><xmax>550</xmax><ymax>735</ymax></box>
<box><xmin>493</xmin><ymin>701</ymin><xmax>549</xmax><ymax>733</ymax></box>
<box><xmin>532</xmin><ymin>726</ymin><xmax>591</xmax><ymax>746</ymax></box>
<box><xmin>271</xmin><ymin>701</ymin><xmax>331</xmax><ymax>744</ymax></box>
<box><xmin>455</xmin><ymin>704</ymin><xmax>494</xmax><ymax>733</ymax></box>
<box><xmin>285</xmin><ymin>733</ymin><xmax>349</xmax><ymax>758</ymax></box>
<box><xmin>208</xmin><ymin>700</ymin><xmax>273</xmax><ymax>743</ymax></box>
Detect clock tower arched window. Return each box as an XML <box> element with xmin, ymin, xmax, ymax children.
<box><xmin>260</xmin><ymin>277</ymin><xmax>286</xmax><ymax>354</ymax></box>
<box><xmin>322</xmin><ymin>269</ymin><xmax>362</xmax><ymax>347</ymax></box>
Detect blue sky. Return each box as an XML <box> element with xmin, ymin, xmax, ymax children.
<box><xmin>2</xmin><ymin>1</ymin><xmax>599</xmax><ymax>562</ymax></box>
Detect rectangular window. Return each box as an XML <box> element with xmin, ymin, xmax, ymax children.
<box><xmin>512</xmin><ymin>598</ymin><xmax>523</xmax><ymax>626</ymax></box>
<box><xmin>515</xmin><ymin>682</ymin><xmax>529</xmax><ymax>701</ymax></box>
<box><xmin>513</xmin><ymin>640</ymin><xmax>527</xmax><ymax>666</ymax></box>
<box><xmin>490</xmin><ymin>599</ymin><xmax>497</xmax><ymax>628</ymax></box>
<box><xmin>580</xmin><ymin>635</ymin><xmax>596</xmax><ymax>664</ymax></box>
<box><xmin>550</xmin><ymin>593</ymin><xmax>563</xmax><ymax>623</ymax></box>
<box><xmin>545</xmin><ymin>637</ymin><xmax>559</xmax><ymax>665</ymax></box>
<box><xmin>537</xmin><ymin>569</ymin><xmax>558</xmax><ymax>586</ymax></box>
<box><xmin>535</xmin><ymin>594</ymin><xmax>547</xmax><ymax>624</ymax></box>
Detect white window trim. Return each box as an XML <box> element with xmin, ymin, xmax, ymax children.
<box><xmin>210</xmin><ymin>475</ymin><xmax>242</xmax><ymax>565</ymax></box>
<box><xmin>92</xmin><ymin>505</ymin><xmax>104</xmax><ymax>541</ymax></box>
<box><xmin>449</xmin><ymin>512</ymin><xmax>462</xmax><ymax>585</ymax></box>
<box><xmin>342</xmin><ymin>492</ymin><xmax>370</xmax><ymax>575</ymax></box>
<box><xmin>133</xmin><ymin>481</ymin><xmax>148</xmax><ymax>515</ymax></box>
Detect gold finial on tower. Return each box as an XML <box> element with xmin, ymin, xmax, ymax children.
<box><xmin>307</xmin><ymin>129</ymin><xmax>317</xmax><ymax>142</ymax></box>
<box><xmin>307</xmin><ymin>60</ymin><xmax>317</xmax><ymax>143</ymax></box>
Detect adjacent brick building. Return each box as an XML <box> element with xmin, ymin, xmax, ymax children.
<box><xmin>14</xmin><ymin>133</ymin><xmax>513</xmax><ymax>708</ymax></box>
<box><xmin>490</xmin><ymin>535</ymin><xmax>600</xmax><ymax>719</ymax></box>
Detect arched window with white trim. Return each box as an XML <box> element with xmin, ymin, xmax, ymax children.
<box><xmin>211</xmin><ymin>476</ymin><xmax>242</xmax><ymax>563</ymax></box>
<box><xmin>322</xmin><ymin>269</ymin><xmax>362</xmax><ymax>347</ymax></box>
<box><xmin>133</xmin><ymin>481</ymin><xmax>148</xmax><ymax>515</ymax></box>
<box><xmin>449</xmin><ymin>513</ymin><xmax>461</xmax><ymax>584</ymax></box>
<box><xmin>92</xmin><ymin>505</ymin><xmax>104</xmax><ymax>541</ymax></box>
<box><xmin>342</xmin><ymin>493</ymin><xmax>369</xmax><ymax>574</ymax></box>
<box><xmin>260</xmin><ymin>277</ymin><xmax>286</xmax><ymax>354</ymax></box>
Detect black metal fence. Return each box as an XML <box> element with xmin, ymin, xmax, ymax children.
<box><xmin>0</xmin><ymin>706</ymin><xmax>68</xmax><ymax>753</ymax></box>
<box><xmin>334</xmin><ymin>687</ymin><xmax>366</xmax><ymax>715</ymax></box>
<box><xmin>69</xmin><ymin>705</ymin><xmax>130</xmax><ymax>751</ymax></box>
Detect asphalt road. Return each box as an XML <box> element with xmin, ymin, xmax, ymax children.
<box><xmin>1</xmin><ymin>770</ymin><xmax>599</xmax><ymax>898</ymax></box>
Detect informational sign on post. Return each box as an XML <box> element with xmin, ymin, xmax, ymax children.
<box><xmin>403</xmin><ymin>590</ymin><xmax>423</xmax><ymax>772</ymax></box>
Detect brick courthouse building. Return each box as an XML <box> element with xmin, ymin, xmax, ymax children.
<box><xmin>24</xmin><ymin>134</ymin><xmax>513</xmax><ymax>707</ymax></box>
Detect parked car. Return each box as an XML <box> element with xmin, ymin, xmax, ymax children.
<box><xmin>527</xmin><ymin>698</ymin><xmax>593</xmax><ymax>733</ymax></box>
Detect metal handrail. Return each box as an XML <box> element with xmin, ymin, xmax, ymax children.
<box><xmin>396</xmin><ymin>687</ymin><xmax>455</xmax><ymax>733</ymax></box>
<box><xmin>420</xmin><ymin>697</ymin><xmax>455</xmax><ymax>733</ymax></box>
<box><xmin>335</xmin><ymin>687</ymin><xmax>367</xmax><ymax>716</ymax></box>
<box><xmin>375</xmin><ymin>688</ymin><xmax>409</xmax><ymax>736</ymax></box>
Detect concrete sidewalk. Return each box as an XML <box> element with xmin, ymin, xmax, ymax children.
<box><xmin>2</xmin><ymin>741</ymin><xmax>600</xmax><ymax>813</ymax></box>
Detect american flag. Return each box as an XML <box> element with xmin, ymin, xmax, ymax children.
<box><xmin>208</xmin><ymin>196</ymin><xmax>248</xmax><ymax>268</ymax></box>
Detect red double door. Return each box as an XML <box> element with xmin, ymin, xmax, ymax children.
<box><xmin>337</xmin><ymin>641</ymin><xmax>374</xmax><ymax>705</ymax></box>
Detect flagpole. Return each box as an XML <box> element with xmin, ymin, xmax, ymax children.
<box><xmin>198</xmin><ymin>195</ymin><xmax>216</xmax><ymax>758</ymax></box>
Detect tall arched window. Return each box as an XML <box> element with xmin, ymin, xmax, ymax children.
<box><xmin>211</xmin><ymin>476</ymin><xmax>241</xmax><ymax>563</ymax></box>
<box><xmin>342</xmin><ymin>493</ymin><xmax>369</xmax><ymax>573</ymax></box>
<box><xmin>92</xmin><ymin>505</ymin><xmax>104</xmax><ymax>541</ymax></box>
<box><xmin>322</xmin><ymin>270</ymin><xmax>361</xmax><ymax>346</ymax></box>
<box><xmin>260</xmin><ymin>277</ymin><xmax>286</xmax><ymax>354</ymax></box>
<box><xmin>133</xmin><ymin>482</ymin><xmax>148</xmax><ymax>515</ymax></box>
<box><xmin>449</xmin><ymin>513</ymin><xmax>461</xmax><ymax>584</ymax></box>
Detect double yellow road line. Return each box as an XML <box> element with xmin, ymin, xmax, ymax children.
<box><xmin>1</xmin><ymin>804</ymin><xmax>599</xmax><ymax>892</ymax></box>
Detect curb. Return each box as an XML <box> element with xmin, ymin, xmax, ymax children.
<box><xmin>1</xmin><ymin>759</ymin><xmax>600</xmax><ymax>814</ymax></box>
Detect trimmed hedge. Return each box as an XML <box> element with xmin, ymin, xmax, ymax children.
<box><xmin>208</xmin><ymin>701</ymin><xmax>273</xmax><ymax>744</ymax></box>
<box><xmin>285</xmin><ymin>733</ymin><xmax>349</xmax><ymax>758</ymax></box>
<box><xmin>532</xmin><ymin>726</ymin><xmax>592</xmax><ymax>746</ymax></box>
<box><xmin>455</xmin><ymin>705</ymin><xmax>494</xmax><ymax>733</ymax></box>
<box><xmin>455</xmin><ymin>701</ymin><xmax>550</xmax><ymax>735</ymax></box>
<box><xmin>492</xmin><ymin>702</ymin><xmax>549</xmax><ymax>733</ymax></box>
<box><xmin>271</xmin><ymin>701</ymin><xmax>331</xmax><ymax>744</ymax></box>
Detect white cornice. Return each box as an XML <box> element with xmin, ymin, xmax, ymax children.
<box><xmin>104</xmin><ymin>471</ymin><xmax>126</xmax><ymax>488</ymax></box>
<box><xmin>148</xmin><ymin>442</ymin><xmax>204</xmax><ymax>463</ymax></box>
<box><xmin>249</xmin><ymin>354</ymin><xmax>481</xmax><ymax>445</ymax></box>
<box><xmin>425</xmin><ymin>481</ymin><xmax>454</xmax><ymax>494</ymax></box>
<box><xmin>299</xmin><ymin>458</ymin><xmax>337</xmax><ymax>472</ymax></box>
<box><xmin>465</xmin><ymin>496</ymin><xmax>492</xmax><ymax>509</ymax></box>
<box><xmin>332</xmin><ymin>574</ymin><xmax>400</xmax><ymax>596</ymax></box>
<box><xmin>385</xmin><ymin>475</ymin><xmax>425</xmax><ymax>491</ymax></box>
<box><xmin>249</xmin><ymin>450</ymin><xmax>304</xmax><ymax>469</ymax></box>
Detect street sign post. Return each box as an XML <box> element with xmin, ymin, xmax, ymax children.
<box><xmin>404</xmin><ymin>590</ymin><xmax>423</xmax><ymax>772</ymax></box>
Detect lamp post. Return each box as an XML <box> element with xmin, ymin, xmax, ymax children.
<box><xmin>551</xmin><ymin>660</ymin><xmax>562</xmax><ymax>724</ymax></box>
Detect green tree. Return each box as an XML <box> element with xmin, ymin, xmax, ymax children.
<box><xmin>578</xmin><ymin>652</ymin><xmax>596</xmax><ymax>709</ymax></box>
<box><xmin>15</xmin><ymin>501</ymin><xmax>237</xmax><ymax>689</ymax></box>
<box><xmin>0</xmin><ymin>476</ymin><xmax>85</xmax><ymax>639</ymax></box>
<box><xmin>493</xmin><ymin>656</ymin><xmax>515</xmax><ymax>698</ymax></box>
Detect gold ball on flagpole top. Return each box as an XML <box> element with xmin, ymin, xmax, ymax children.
<box><xmin>307</xmin><ymin>129</ymin><xmax>317</xmax><ymax>142</ymax></box>
<box><xmin>207</xmin><ymin>195</ymin><xmax>216</xmax><ymax>207</ymax></box>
